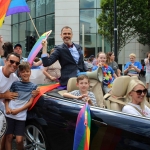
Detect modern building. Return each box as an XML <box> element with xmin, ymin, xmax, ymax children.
<box><xmin>0</xmin><ymin>0</ymin><xmax>149</xmax><ymax>64</ymax></box>
<box><xmin>0</xmin><ymin>16</ymin><xmax>11</xmax><ymax>42</ymax></box>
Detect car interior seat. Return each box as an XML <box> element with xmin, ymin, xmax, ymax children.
<box><xmin>104</xmin><ymin>76</ymin><xmax>131</xmax><ymax>111</ymax></box>
<box><xmin>104</xmin><ymin>75</ymin><xmax>150</xmax><ymax>111</ymax></box>
<box><xmin>58</xmin><ymin>77</ymin><xmax>104</xmax><ymax>107</ymax></box>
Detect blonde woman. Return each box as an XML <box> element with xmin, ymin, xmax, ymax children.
<box><xmin>43</xmin><ymin>49</ymin><xmax>61</xmax><ymax>84</ymax></box>
<box><xmin>122</xmin><ymin>80</ymin><xmax>150</xmax><ymax>117</ymax></box>
<box><xmin>124</xmin><ymin>53</ymin><xmax>142</xmax><ymax>76</ymax></box>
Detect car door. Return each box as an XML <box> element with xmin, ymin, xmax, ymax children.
<box><xmin>90</xmin><ymin>107</ymin><xmax>150</xmax><ymax>150</ymax></box>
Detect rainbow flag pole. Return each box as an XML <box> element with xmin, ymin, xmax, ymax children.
<box><xmin>73</xmin><ymin>103</ymin><xmax>91</xmax><ymax>150</ymax></box>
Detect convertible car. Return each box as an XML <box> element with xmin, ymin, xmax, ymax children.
<box><xmin>24</xmin><ymin>76</ymin><xmax>150</xmax><ymax>150</ymax></box>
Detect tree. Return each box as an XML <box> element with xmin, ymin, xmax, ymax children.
<box><xmin>97</xmin><ymin>0</ymin><xmax>150</xmax><ymax>53</ymax></box>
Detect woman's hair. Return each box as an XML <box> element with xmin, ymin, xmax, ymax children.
<box><xmin>129</xmin><ymin>53</ymin><xmax>136</xmax><ymax>58</ymax></box>
<box><xmin>77</xmin><ymin>75</ymin><xmax>90</xmax><ymax>83</ymax></box>
<box><xmin>2</xmin><ymin>42</ymin><xmax>13</xmax><ymax>58</ymax></box>
<box><xmin>126</xmin><ymin>79</ymin><xmax>146</xmax><ymax>110</ymax></box>
<box><xmin>106</xmin><ymin>52</ymin><xmax>114</xmax><ymax>64</ymax></box>
<box><xmin>96</xmin><ymin>52</ymin><xmax>106</xmax><ymax>58</ymax></box>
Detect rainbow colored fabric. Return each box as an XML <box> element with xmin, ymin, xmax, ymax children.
<box><xmin>6</xmin><ymin>0</ymin><xmax>30</xmax><ymax>16</ymax></box>
<box><xmin>0</xmin><ymin>0</ymin><xmax>11</xmax><ymax>27</ymax></box>
<box><xmin>73</xmin><ymin>103</ymin><xmax>91</xmax><ymax>150</ymax></box>
<box><xmin>27</xmin><ymin>30</ymin><xmax>52</xmax><ymax>65</ymax></box>
<box><xmin>29</xmin><ymin>83</ymin><xmax>60</xmax><ymax>110</ymax></box>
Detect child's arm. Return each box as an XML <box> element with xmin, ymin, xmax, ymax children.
<box><xmin>113</xmin><ymin>73</ymin><xmax>117</xmax><ymax>78</ymax></box>
<box><xmin>11</xmin><ymin>97</ymin><xmax>34</xmax><ymax>115</ymax></box>
<box><xmin>4</xmin><ymin>99</ymin><xmax>11</xmax><ymax>114</ymax></box>
<box><xmin>63</xmin><ymin>92</ymin><xmax>82</xmax><ymax>99</ymax></box>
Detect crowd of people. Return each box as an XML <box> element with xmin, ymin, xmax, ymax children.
<box><xmin>0</xmin><ymin>26</ymin><xmax>150</xmax><ymax>149</ymax></box>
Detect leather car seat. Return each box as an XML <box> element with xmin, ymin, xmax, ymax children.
<box><xmin>104</xmin><ymin>76</ymin><xmax>131</xmax><ymax>111</ymax></box>
<box><xmin>59</xmin><ymin>77</ymin><xmax>104</xmax><ymax>107</ymax></box>
<box><xmin>104</xmin><ymin>75</ymin><xmax>149</xmax><ymax>111</ymax></box>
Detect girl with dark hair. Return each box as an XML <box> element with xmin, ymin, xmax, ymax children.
<box><xmin>106</xmin><ymin>52</ymin><xmax>121</xmax><ymax>77</ymax></box>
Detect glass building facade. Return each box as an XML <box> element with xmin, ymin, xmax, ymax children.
<box><xmin>11</xmin><ymin>0</ymin><xmax>110</xmax><ymax>57</ymax></box>
<box><xmin>79</xmin><ymin>0</ymin><xmax>110</xmax><ymax>57</ymax></box>
<box><xmin>11</xmin><ymin>0</ymin><xmax>55</xmax><ymax>57</ymax></box>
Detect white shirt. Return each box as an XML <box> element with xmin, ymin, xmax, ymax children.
<box><xmin>122</xmin><ymin>103</ymin><xmax>150</xmax><ymax>117</ymax></box>
<box><xmin>0</xmin><ymin>66</ymin><xmax>19</xmax><ymax>111</ymax></box>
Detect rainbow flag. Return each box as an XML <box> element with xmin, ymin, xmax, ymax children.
<box><xmin>27</xmin><ymin>30</ymin><xmax>52</xmax><ymax>65</ymax></box>
<box><xmin>6</xmin><ymin>0</ymin><xmax>30</xmax><ymax>16</ymax></box>
<box><xmin>0</xmin><ymin>0</ymin><xmax>11</xmax><ymax>27</ymax></box>
<box><xmin>73</xmin><ymin>103</ymin><xmax>91</xmax><ymax>150</ymax></box>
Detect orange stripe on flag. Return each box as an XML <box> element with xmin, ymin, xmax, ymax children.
<box><xmin>29</xmin><ymin>83</ymin><xmax>60</xmax><ymax>110</ymax></box>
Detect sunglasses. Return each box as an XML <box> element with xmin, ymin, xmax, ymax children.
<box><xmin>132</xmin><ymin>89</ymin><xmax>147</xmax><ymax>95</ymax></box>
<box><xmin>8</xmin><ymin>60</ymin><xmax>20</xmax><ymax>66</ymax></box>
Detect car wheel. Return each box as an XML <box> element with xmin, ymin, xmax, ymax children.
<box><xmin>24</xmin><ymin>123</ymin><xmax>49</xmax><ymax>150</ymax></box>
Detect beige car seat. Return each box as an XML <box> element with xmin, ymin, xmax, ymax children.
<box><xmin>58</xmin><ymin>77</ymin><xmax>104</xmax><ymax>107</ymax></box>
<box><xmin>104</xmin><ymin>75</ymin><xmax>150</xmax><ymax>111</ymax></box>
<box><xmin>104</xmin><ymin>76</ymin><xmax>131</xmax><ymax>111</ymax></box>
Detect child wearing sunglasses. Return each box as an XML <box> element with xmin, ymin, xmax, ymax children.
<box><xmin>4</xmin><ymin>62</ymin><xmax>38</xmax><ymax>150</ymax></box>
<box><xmin>122</xmin><ymin>79</ymin><xmax>150</xmax><ymax>117</ymax></box>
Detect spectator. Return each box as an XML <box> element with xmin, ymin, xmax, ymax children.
<box><xmin>144</xmin><ymin>52</ymin><xmax>150</xmax><ymax>89</ymax></box>
<box><xmin>0</xmin><ymin>53</ymin><xmax>20</xmax><ymax>112</ymax></box>
<box><xmin>13</xmin><ymin>44</ymin><xmax>27</xmax><ymax>62</ymax></box>
<box><xmin>89</xmin><ymin>55</ymin><xmax>97</xmax><ymax>66</ymax></box>
<box><xmin>124</xmin><ymin>53</ymin><xmax>142</xmax><ymax>77</ymax></box>
<box><xmin>122</xmin><ymin>79</ymin><xmax>150</xmax><ymax>117</ymax></box>
<box><xmin>31</xmin><ymin>57</ymin><xmax>43</xmax><ymax>69</ymax></box>
<box><xmin>92</xmin><ymin>52</ymin><xmax>117</xmax><ymax>93</ymax></box>
<box><xmin>0</xmin><ymin>35</ymin><xmax>4</xmax><ymax>66</ymax></box>
<box><xmin>0</xmin><ymin>53</ymin><xmax>39</xmax><ymax>149</ymax></box>
<box><xmin>43</xmin><ymin>49</ymin><xmax>61</xmax><ymax>84</ymax></box>
<box><xmin>140</xmin><ymin>63</ymin><xmax>146</xmax><ymax>77</ymax></box>
<box><xmin>4</xmin><ymin>62</ymin><xmax>37</xmax><ymax>150</ymax></box>
<box><xmin>41</xmin><ymin>26</ymin><xmax>87</xmax><ymax>86</ymax></box>
<box><xmin>2</xmin><ymin>42</ymin><xmax>13</xmax><ymax>58</ymax></box>
<box><xmin>84</xmin><ymin>61</ymin><xmax>93</xmax><ymax>72</ymax></box>
<box><xmin>63</xmin><ymin>75</ymin><xmax>97</xmax><ymax>106</ymax></box>
<box><xmin>106</xmin><ymin>52</ymin><xmax>121</xmax><ymax>77</ymax></box>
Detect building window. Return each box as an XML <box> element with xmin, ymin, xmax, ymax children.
<box><xmin>80</xmin><ymin>0</ymin><xmax>110</xmax><ymax>58</ymax></box>
<box><xmin>11</xmin><ymin>0</ymin><xmax>55</xmax><ymax>57</ymax></box>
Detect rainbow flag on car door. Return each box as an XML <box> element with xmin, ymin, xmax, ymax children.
<box><xmin>73</xmin><ymin>103</ymin><xmax>91</xmax><ymax>150</ymax></box>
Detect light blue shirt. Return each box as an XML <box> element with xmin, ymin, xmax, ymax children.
<box><xmin>68</xmin><ymin>45</ymin><xmax>79</xmax><ymax>64</ymax></box>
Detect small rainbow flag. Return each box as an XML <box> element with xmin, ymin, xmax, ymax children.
<box><xmin>73</xmin><ymin>103</ymin><xmax>91</xmax><ymax>150</ymax></box>
<box><xmin>6</xmin><ymin>0</ymin><xmax>30</xmax><ymax>16</ymax></box>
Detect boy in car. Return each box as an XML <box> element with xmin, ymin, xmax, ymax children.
<box><xmin>63</xmin><ymin>75</ymin><xmax>97</xmax><ymax>106</ymax></box>
<box><xmin>4</xmin><ymin>62</ymin><xmax>38</xmax><ymax>150</ymax></box>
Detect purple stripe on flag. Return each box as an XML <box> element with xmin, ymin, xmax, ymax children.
<box><xmin>6</xmin><ymin>6</ymin><xmax>30</xmax><ymax>16</ymax></box>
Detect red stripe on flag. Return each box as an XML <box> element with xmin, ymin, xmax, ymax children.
<box><xmin>29</xmin><ymin>83</ymin><xmax>60</xmax><ymax>110</ymax></box>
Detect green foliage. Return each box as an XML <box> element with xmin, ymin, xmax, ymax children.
<box><xmin>97</xmin><ymin>0</ymin><xmax>150</xmax><ymax>53</ymax></box>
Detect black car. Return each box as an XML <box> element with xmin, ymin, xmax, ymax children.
<box><xmin>24</xmin><ymin>85</ymin><xmax>150</xmax><ymax>150</ymax></box>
